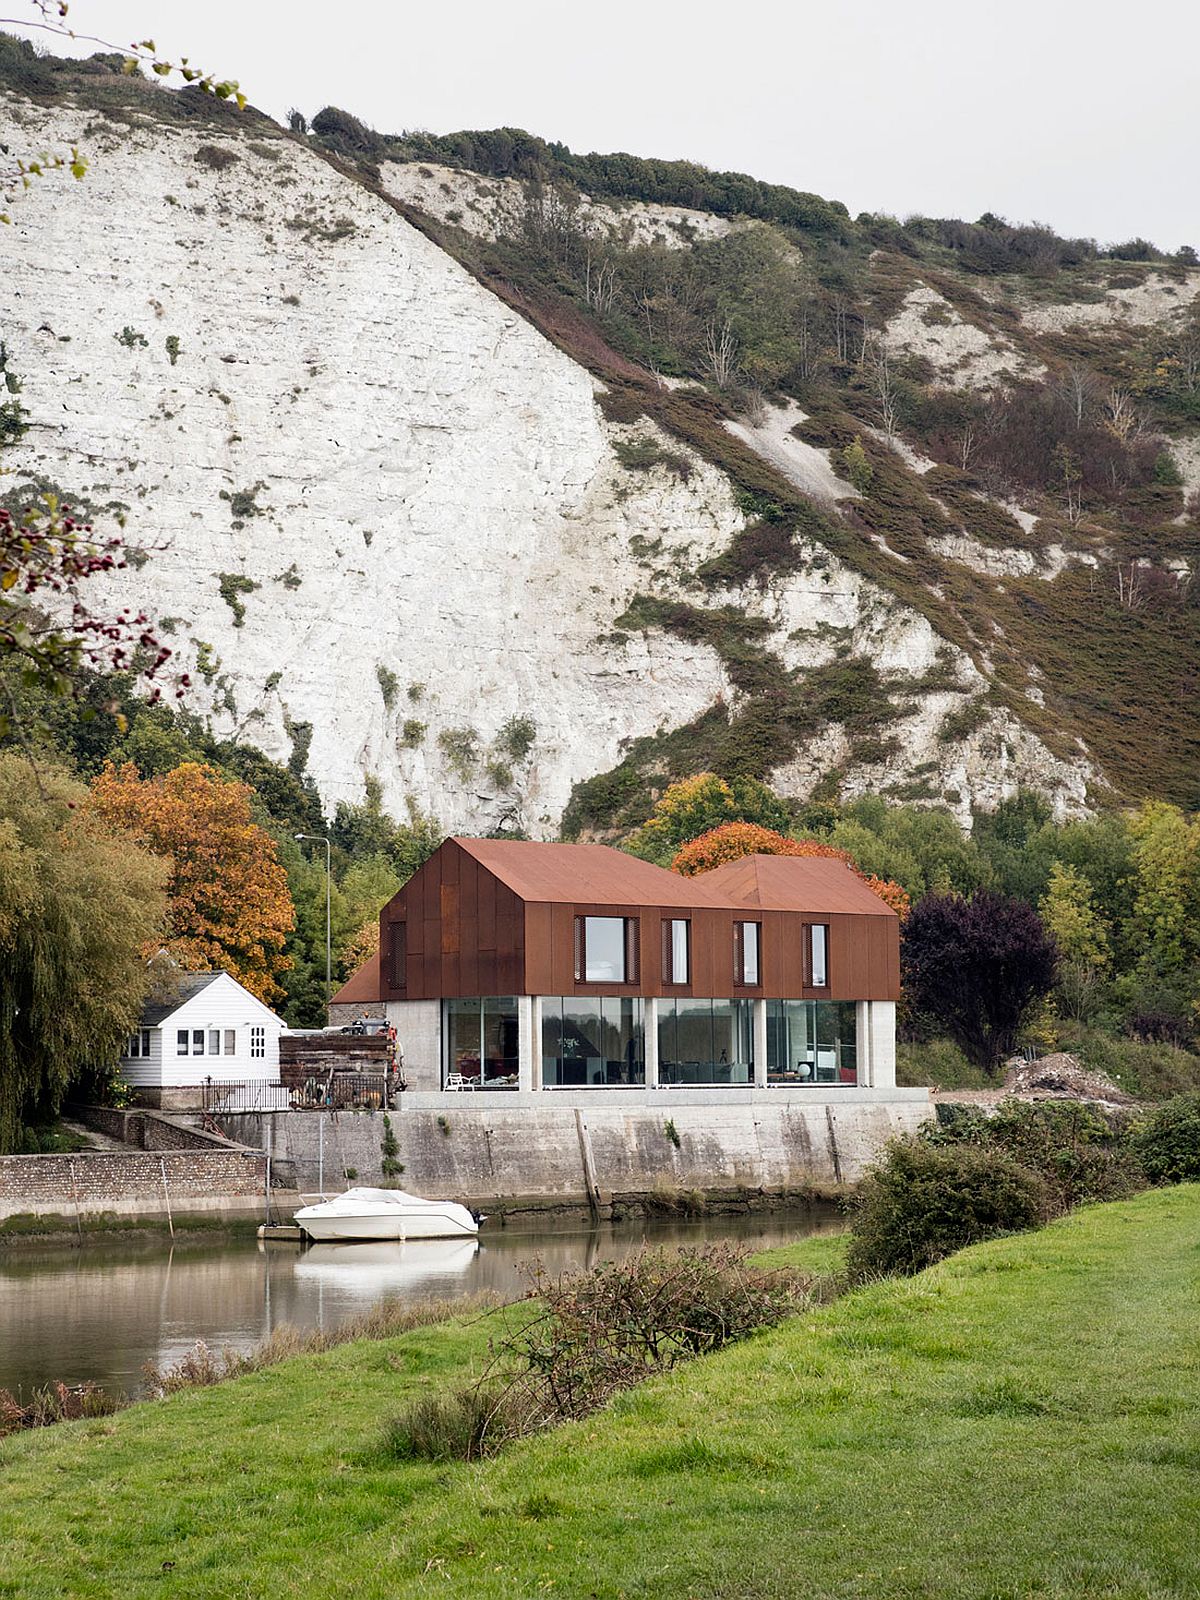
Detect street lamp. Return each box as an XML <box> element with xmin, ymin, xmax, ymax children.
<box><xmin>295</xmin><ymin>833</ymin><xmax>332</xmax><ymax>1018</ymax></box>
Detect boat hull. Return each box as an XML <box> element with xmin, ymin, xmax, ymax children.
<box><xmin>294</xmin><ymin>1187</ymin><xmax>480</xmax><ymax>1242</ymax></box>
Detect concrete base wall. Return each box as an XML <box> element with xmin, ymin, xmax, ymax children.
<box><xmin>385</xmin><ymin>1000</ymin><xmax>442</xmax><ymax>1092</ymax></box>
<box><xmin>220</xmin><ymin>1090</ymin><xmax>932</xmax><ymax>1210</ymax></box>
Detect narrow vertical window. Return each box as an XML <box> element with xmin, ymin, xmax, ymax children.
<box><xmin>390</xmin><ymin>922</ymin><xmax>406</xmax><ymax>991</ymax></box>
<box><xmin>191</xmin><ymin>1029</ymin><xmax>205</xmax><ymax>1056</ymax></box>
<box><xmin>250</xmin><ymin>1026</ymin><xmax>265</xmax><ymax>1060</ymax></box>
<box><xmin>176</xmin><ymin>1029</ymin><xmax>189</xmax><ymax>1057</ymax></box>
<box><xmin>141</xmin><ymin>1029</ymin><xmax>151</xmax><ymax>1056</ymax></box>
<box><xmin>809</xmin><ymin>924</ymin><xmax>829</xmax><ymax>989</ymax></box>
<box><xmin>224</xmin><ymin>1029</ymin><xmax>236</xmax><ymax>1056</ymax></box>
<box><xmin>127</xmin><ymin>1033</ymin><xmax>139</xmax><ymax>1059</ymax></box>
<box><xmin>208</xmin><ymin>1029</ymin><xmax>221</xmax><ymax>1055</ymax></box>
<box><xmin>664</xmin><ymin>919</ymin><xmax>690</xmax><ymax>984</ymax></box>
<box><xmin>735</xmin><ymin>922</ymin><xmax>761</xmax><ymax>986</ymax></box>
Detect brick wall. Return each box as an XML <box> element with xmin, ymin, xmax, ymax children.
<box><xmin>0</xmin><ymin>1149</ymin><xmax>268</xmax><ymax>1222</ymax></box>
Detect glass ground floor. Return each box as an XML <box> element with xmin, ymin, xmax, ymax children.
<box><xmin>441</xmin><ymin>997</ymin><xmax>863</xmax><ymax>1089</ymax></box>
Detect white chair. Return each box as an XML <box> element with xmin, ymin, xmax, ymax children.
<box><xmin>445</xmin><ymin>1073</ymin><xmax>473</xmax><ymax>1092</ymax></box>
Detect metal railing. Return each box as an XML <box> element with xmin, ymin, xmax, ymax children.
<box><xmin>201</xmin><ymin>1074</ymin><xmax>394</xmax><ymax>1113</ymax></box>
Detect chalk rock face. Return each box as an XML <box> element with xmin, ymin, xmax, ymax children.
<box><xmin>1</xmin><ymin>91</ymin><xmax>1092</xmax><ymax>830</ymax></box>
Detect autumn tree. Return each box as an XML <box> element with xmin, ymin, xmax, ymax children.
<box><xmin>672</xmin><ymin>821</ymin><xmax>910</xmax><ymax>917</ymax></box>
<box><xmin>0</xmin><ymin>753</ymin><xmax>166</xmax><ymax>1150</ymax></box>
<box><xmin>89</xmin><ymin>761</ymin><xmax>294</xmax><ymax>1004</ymax></box>
<box><xmin>625</xmin><ymin>773</ymin><xmax>791</xmax><ymax>866</ymax></box>
<box><xmin>901</xmin><ymin>891</ymin><xmax>1058</xmax><ymax>1074</ymax></box>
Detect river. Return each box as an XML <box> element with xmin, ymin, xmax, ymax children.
<box><xmin>0</xmin><ymin>1207</ymin><xmax>840</xmax><ymax>1398</ymax></box>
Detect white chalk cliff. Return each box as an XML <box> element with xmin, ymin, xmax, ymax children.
<box><xmin>2</xmin><ymin>90</ymin><xmax>1092</xmax><ymax>829</ymax></box>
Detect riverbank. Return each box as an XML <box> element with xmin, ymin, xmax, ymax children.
<box><xmin>1</xmin><ymin>1187</ymin><xmax>1196</xmax><ymax>1597</ymax></box>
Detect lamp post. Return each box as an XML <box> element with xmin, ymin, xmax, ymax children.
<box><xmin>295</xmin><ymin>832</ymin><xmax>332</xmax><ymax>1018</ymax></box>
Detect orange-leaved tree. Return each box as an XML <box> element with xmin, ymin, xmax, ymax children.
<box><xmin>672</xmin><ymin>822</ymin><xmax>911</xmax><ymax>918</ymax></box>
<box><xmin>89</xmin><ymin>761</ymin><xmax>295</xmax><ymax>1003</ymax></box>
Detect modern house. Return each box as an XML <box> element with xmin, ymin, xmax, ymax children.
<box><xmin>331</xmin><ymin>838</ymin><xmax>899</xmax><ymax>1097</ymax></box>
<box><xmin>119</xmin><ymin>971</ymin><xmax>285</xmax><ymax>1103</ymax></box>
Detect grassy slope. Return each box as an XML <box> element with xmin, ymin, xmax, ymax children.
<box><xmin>2</xmin><ymin>1190</ymin><xmax>1198</xmax><ymax>1599</ymax></box>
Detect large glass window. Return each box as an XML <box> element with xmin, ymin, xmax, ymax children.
<box><xmin>542</xmin><ymin>997</ymin><xmax>644</xmax><ymax>1087</ymax></box>
<box><xmin>766</xmin><ymin>1001</ymin><xmax>857</xmax><ymax>1084</ymax></box>
<box><xmin>658</xmin><ymin>999</ymin><xmax>753</xmax><ymax>1085</ymax></box>
<box><xmin>574</xmin><ymin>916</ymin><xmax>638</xmax><ymax>983</ymax></box>
<box><xmin>443</xmin><ymin>998</ymin><xmax>520</xmax><ymax>1089</ymax></box>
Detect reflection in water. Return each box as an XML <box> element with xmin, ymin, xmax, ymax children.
<box><xmin>0</xmin><ymin>1208</ymin><xmax>840</xmax><ymax>1397</ymax></box>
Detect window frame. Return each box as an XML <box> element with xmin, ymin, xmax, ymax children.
<box><xmin>191</xmin><ymin>1028</ymin><xmax>205</xmax><ymax>1057</ymax></box>
<box><xmin>249</xmin><ymin>1025</ymin><xmax>265</xmax><ymax>1060</ymax></box>
<box><xmin>224</xmin><ymin>1029</ymin><xmax>236</xmax><ymax>1056</ymax></box>
<box><xmin>176</xmin><ymin>1029</ymin><xmax>189</xmax><ymax>1057</ymax></box>
<box><xmin>573</xmin><ymin>915</ymin><xmax>639</xmax><ymax>986</ymax></box>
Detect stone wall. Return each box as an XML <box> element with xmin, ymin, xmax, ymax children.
<box><xmin>220</xmin><ymin>1090</ymin><xmax>931</xmax><ymax>1211</ymax></box>
<box><xmin>79</xmin><ymin>1106</ymin><xmax>253</xmax><ymax>1153</ymax></box>
<box><xmin>0</xmin><ymin>1149</ymin><xmax>267</xmax><ymax>1223</ymax></box>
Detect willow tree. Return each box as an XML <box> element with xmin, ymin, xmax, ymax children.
<box><xmin>0</xmin><ymin>754</ymin><xmax>166</xmax><ymax>1150</ymax></box>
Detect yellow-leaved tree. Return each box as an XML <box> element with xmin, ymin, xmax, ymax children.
<box><xmin>89</xmin><ymin>761</ymin><xmax>294</xmax><ymax>1004</ymax></box>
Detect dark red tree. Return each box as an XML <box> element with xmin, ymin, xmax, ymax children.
<box><xmin>901</xmin><ymin>890</ymin><xmax>1058</xmax><ymax>1074</ymax></box>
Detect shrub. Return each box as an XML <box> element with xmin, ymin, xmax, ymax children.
<box><xmin>845</xmin><ymin>1138</ymin><xmax>1051</xmax><ymax>1280</ymax></box>
<box><xmin>389</xmin><ymin>1245</ymin><xmax>808</xmax><ymax>1461</ymax></box>
<box><xmin>375</xmin><ymin>664</ymin><xmax>398</xmax><ymax>710</ymax></box>
<box><xmin>927</xmin><ymin>1100</ymin><xmax>1143</xmax><ymax>1215</ymax></box>
<box><xmin>384</xmin><ymin>1385</ymin><xmax>512</xmax><ymax>1463</ymax></box>
<box><xmin>0</xmin><ymin>1380</ymin><xmax>120</xmax><ymax>1437</ymax></box>
<box><xmin>193</xmin><ymin>143</ymin><xmax>238</xmax><ymax>171</ymax></box>
<box><xmin>1130</xmin><ymin>1092</ymin><xmax>1200</xmax><ymax>1184</ymax></box>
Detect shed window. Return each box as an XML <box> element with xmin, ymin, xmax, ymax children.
<box><xmin>574</xmin><ymin>916</ymin><xmax>638</xmax><ymax>984</ymax></box>
<box><xmin>127</xmin><ymin>1029</ymin><xmax>151</xmax><ymax>1058</ymax></box>
<box><xmin>208</xmin><ymin>1029</ymin><xmax>221</xmax><ymax>1056</ymax></box>
<box><xmin>807</xmin><ymin>924</ymin><xmax>829</xmax><ymax>990</ymax></box>
<box><xmin>250</xmin><ymin>1026</ymin><xmax>265</xmax><ymax>1060</ymax></box>
<box><xmin>176</xmin><ymin>1029</ymin><xmax>189</xmax><ymax>1057</ymax></box>
<box><xmin>734</xmin><ymin>921</ymin><xmax>761</xmax><ymax>986</ymax></box>
<box><xmin>191</xmin><ymin>1029</ymin><xmax>205</xmax><ymax>1057</ymax></box>
<box><xmin>664</xmin><ymin>918</ymin><xmax>690</xmax><ymax>985</ymax></box>
<box><xmin>224</xmin><ymin>1029</ymin><xmax>236</xmax><ymax>1056</ymax></box>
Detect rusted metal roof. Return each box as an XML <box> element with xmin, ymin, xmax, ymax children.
<box><xmin>697</xmin><ymin>854</ymin><xmax>899</xmax><ymax>916</ymax></box>
<box><xmin>451</xmin><ymin>837</ymin><xmax>732</xmax><ymax>907</ymax></box>
<box><xmin>330</xmin><ymin>948</ymin><xmax>382</xmax><ymax>1005</ymax></box>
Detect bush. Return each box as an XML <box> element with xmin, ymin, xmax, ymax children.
<box><xmin>846</xmin><ymin>1138</ymin><xmax>1051</xmax><ymax>1280</ymax></box>
<box><xmin>1130</xmin><ymin>1092</ymin><xmax>1200</xmax><ymax>1184</ymax></box>
<box><xmin>928</xmin><ymin>1100</ymin><xmax>1143</xmax><ymax>1215</ymax></box>
<box><xmin>388</xmin><ymin>1245</ymin><xmax>809</xmax><ymax>1460</ymax></box>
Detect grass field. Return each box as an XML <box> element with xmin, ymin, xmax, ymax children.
<box><xmin>2</xmin><ymin>1190</ymin><xmax>1198</xmax><ymax>1598</ymax></box>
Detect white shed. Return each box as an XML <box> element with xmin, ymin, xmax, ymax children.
<box><xmin>120</xmin><ymin>972</ymin><xmax>284</xmax><ymax>1089</ymax></box>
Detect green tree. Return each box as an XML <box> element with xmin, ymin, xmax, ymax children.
<box><xmin>1039</xmin><ymin>861</ymin><xmax>1112</xmax><ymax>1020</ymax></box>
<box><xmin>1117</xmin><ymin>801</ymin><xmax>1200</xmax><ymax>1030</ymax></box>
<box><xmin>0</xmin><ymin>755</ymin><xmax>167</xmax><ymax>1150</ymax></box>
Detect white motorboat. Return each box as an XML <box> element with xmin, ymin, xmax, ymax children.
<box><xmin>294</xmin><ymin>1187</ymin><xmax>481</xmax><ymax>1242</ymax></box>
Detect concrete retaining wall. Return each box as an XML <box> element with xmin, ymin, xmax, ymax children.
<box><xmin>219</xmin><ymin>1090</ymin><xmax>931</xmax><ymax>1210</ymax></box>
<box><xmin>0</xmin><ymin>1148</ymin><xmax>267</xmax><ymax>1224</ymax></box>
<box><xmin>79</xmin><ymin>1106</ymin><xmax>254</xmax><ymax>1154</ymax></box>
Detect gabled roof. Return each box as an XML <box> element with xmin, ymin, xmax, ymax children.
<box><xmin>451</xmin><ymin>837</ymin><xmax>731</xmax><ymax>908</ymax></box>
<box><xmin>141</xmin><ymin>972</ymin><xmax>222</xmax><ymax>1026</ymax></box>
<box><xmin>697</xmin><ymin>855</ymin><xmax>898</xmax><ymax>917</ymax></box>
<box><xmin>140</xmin><ymin>970</ymin><xmax>286</xmax><ymax>1026</ymax></box>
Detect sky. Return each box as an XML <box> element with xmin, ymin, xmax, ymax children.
<box><xmin>23</xmin><ymin>0</ymin><xmax>1200</xmax><ymax>249</ymax></box>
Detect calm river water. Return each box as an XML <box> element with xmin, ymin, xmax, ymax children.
<box><xmin>0</xmin><ymin>1208</ymin><xmax>840</xmax><ymax>1398</ymax></box>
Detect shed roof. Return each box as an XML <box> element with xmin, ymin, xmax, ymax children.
<box><xmin>451</xmin><ymin>837</ymin><xmax>731</xmax><ymax>908</ymax></box>
<box><xmin>697</xmin><ymin>855</ymin><xmax>898</xmax><ymax>917</ymax></box>
<box><xmin>141</xmin><ymin>972</ymin><xmax>222</xmax><ymax>1026</ymax></box>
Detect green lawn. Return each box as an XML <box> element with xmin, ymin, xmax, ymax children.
<box><xmin>3</xmin><ymin>1190</ymin><xmax>1199</xmax><ymax>1598</ymax></box>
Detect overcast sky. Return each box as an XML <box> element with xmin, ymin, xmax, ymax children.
<box><xmin>27</xmin><ymin>0</ymin><xmax>1200</xmax><ymax>249</ymax></box>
